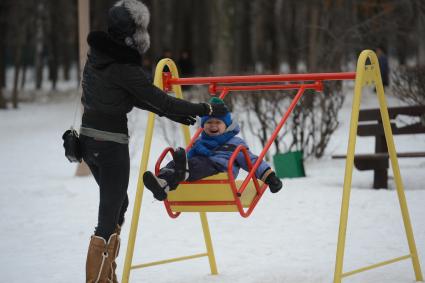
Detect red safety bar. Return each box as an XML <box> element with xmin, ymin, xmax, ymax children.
<box><xmin>154</xmin><ymin>72</ymin><xmax>356</xmax><ymax>218</ymax></box>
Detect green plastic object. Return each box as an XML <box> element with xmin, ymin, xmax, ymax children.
<box><xmin>273</xmin><ymin>150</ymin><xmax>306</xmax><ymax>178</ymax></box>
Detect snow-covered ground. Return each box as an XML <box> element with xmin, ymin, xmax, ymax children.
<box><xmin>0</xmin><ymin>86</ymin><xmax>424</xmax><ymax>283</ymax></box>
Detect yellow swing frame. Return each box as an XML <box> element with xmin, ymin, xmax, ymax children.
<box><xmin>121</xmin><ymin>50</ymin><xmax>423</xmax><ymax>283</ymax></box>
<box><xmin>333</xmin><ymin>50</ymin><xmax>423</xmax><ymax>282</ymax></box>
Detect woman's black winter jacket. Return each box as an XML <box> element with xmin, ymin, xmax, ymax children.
<box><xmin>81</xmin><ymin>31</ymin><xmax>208</xmax><ymax>134</ymax></box>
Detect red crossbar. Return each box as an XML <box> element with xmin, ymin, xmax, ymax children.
<box><xmin>162</xmin><ymin>72</ymin><xmax>355</xmax><ymax>93</ymax></box>
<box><xmin>214</xmin><ymin>82</ymin><xmax>323</xmax><ymax>93</ymax></box>
<box><xmin>166</xmin><ymin>72</ymin><xmax>356</xmax><ymax>85</ymax></box>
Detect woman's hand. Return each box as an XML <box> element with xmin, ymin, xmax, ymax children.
<box><xmin>165</xmin><ymin>114</ymin><xmax>196</xmax><ymax>125</ymax></box>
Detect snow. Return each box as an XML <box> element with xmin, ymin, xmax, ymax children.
<box><xmin>0</xmin><ymin>86</ymin><xmax>424</xmax><ymax>283</ymax></box>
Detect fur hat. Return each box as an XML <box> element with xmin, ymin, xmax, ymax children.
<box><xmin>201</xmin><ymin>97</ymin><xmax>232</xmax><ymax>128</ymax></box>
<box><xmin>108</xmin><ymin>0</ymin><xmax>150</xmax><ymax>54</ymax></box>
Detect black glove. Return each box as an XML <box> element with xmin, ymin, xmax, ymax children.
<box><xmin>210</xmin><ymin>102</ymin><xmax>229</xmax><ymax>117</ymax></box>
<box><xmin>165</xmin><ymin>114</ymin><xmax>196</xmax><ymax>125</ymax></box>
<box><xmin>265</xmin><ymin>172</ymin><xmax>283</xmax><ymax>193</ymax></box>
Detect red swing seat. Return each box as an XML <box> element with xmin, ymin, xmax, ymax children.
<box><xmin>154</xmin><ymin>71</ymin><xmax>341</xmax><ymax>218</ymax></box>
<box><xmin>155</xmin><ymin>146</ymin><xmax>269</xmax><ymax>218</ymax></box>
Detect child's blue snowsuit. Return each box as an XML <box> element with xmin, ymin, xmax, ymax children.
<box><xmin>158</xmin><ymin>121</ymin><xmax>271</xmax><ymax>187</ymax></box>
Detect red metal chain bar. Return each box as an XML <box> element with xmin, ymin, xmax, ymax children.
<box><xmin>236</xmin><ymin>86</ymin><xmax>307</xmax><ymax>195</ymax></box>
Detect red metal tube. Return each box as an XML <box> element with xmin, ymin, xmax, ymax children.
<box><xmin>215</xmin><ymin>82</ymin><xmax>322</xmax><ymax>93</ymax></box>
<box><xmin>154</xmin><ymin>147</ymin><xmax>183</xmax><ymax>218</ymax></box>
<box><xmin>227</xmin><ymin>145</ymin><xmax>271</xmax><ymax>217</ymax></box>
<box><xmin>155</xmin><ymin>147</ymin><xmax>174</xmax><ymax>175</ymax></box>
<box><xmin>168</xmin><ymin>201</ymin><xmax>237</xmax><ymax>206</ymax></box>
<box><xmin>166</xmin><ymin>72</ymin><xmax>356</xmax><ymax>87</ymax></box>
<box><xmin>179</xmin><ymin>179</ymin><xmax>230</xmax><ymax>185</ymax></box>
<box><xmin>237</xmin><ymin>86</ymin><xmax>307</xmax><ymax>194</ymax></box>
<box><xmin>165</xmin><ymin>203</ymin><xmax>180</xmax><ymax>218</ymax></box>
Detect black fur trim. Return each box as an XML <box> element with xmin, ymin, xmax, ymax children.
<box><xmin>87</xmin><ymin>31</ymin><xmax>142</xmax><ymax>65</ymax></box>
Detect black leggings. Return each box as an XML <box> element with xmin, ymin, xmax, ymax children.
<box><xmin>159</xmin><ymin>156</ymin><xmax>221</xmax><ymax>189</ymax></box>
<box><xmin>80</xmin><ymin>135</ymin><xmax>130</xmax><ymax>240</ymax></box>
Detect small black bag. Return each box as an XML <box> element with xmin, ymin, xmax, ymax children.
<box><xmin>62</xmin><ymin>128</ymin><xmax>82</xmax><ymax>163</ymax></box>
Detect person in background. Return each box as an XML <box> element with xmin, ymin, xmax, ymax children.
<box><xmin>79</xmin><ymin>1</ymin><xmax>227</xmax><ymax>282</ymax></box>
<box><xmin>177</xmin><ymin>49</ymin><xmax>195</xmax><ymax>77</ymax></box>
<box><xmin>143</xmin><ymin>97</ymin><xmax>283</xmax><ymax>201</ymax></box>
<box><xmin>159</xmin><ymin>48</ymin><xmax>173</xmax><ymax>72</ymax></box>
<box><xmin>376</xmin><ymin>46</ymin><xmax>389</xmax><ymax>87</ymax></box>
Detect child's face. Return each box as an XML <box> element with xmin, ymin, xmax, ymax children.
<box><xmin>203</xmin><ymin>118</ymin><xmax>226</xmax><ymax>136</ymax></box>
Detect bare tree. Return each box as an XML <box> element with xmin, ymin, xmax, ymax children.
<box><xmin>191</xmin><ymin>0</ymin><xmax>212</xmax><ymax>75</ymax></box>
<box><xmin>233</xmin><ymin>1</ymin><xmax>253</xmax><ymax>73</ymax></box>
<box><xmin>61</xmin><ymin>0</ymin><xmax>78</xmax><ymax>81</ymax></box>
<box><xmin>33</xmin><ymin>1</ymin><xmax>47</xmax><ymax>90</ymax></box>
<box><xmin>0</xmin><ymin>0</ymin><xmax>11</xmax><ymax>108</ymax></box>
<box><xmin>289</xmin><ymin>83</ymin><xmax>344</xmax><ymax>158</ymax></box>
<box><xmin>242</xmin><ymin>91</ymin><xmax>291</xmax><ymax>161</ymax></box>
<box><xmin>415</xmin><ymin>0</ymin><xmax>425</xmax><ymax>65</ymax></box>
<box><xmin>210</xmin><ymin>0</ymin><xmax>236</xmax><ymax>75</ymax></box>
<box><xmin>10</xmin><ymin>0</ymin><xmax>30</xmax><ymax>108</ymax></box>
<box><xmin>392</xmin><ymin>66</ymin><xmax>425</xmax><ymax>105</ymax></box>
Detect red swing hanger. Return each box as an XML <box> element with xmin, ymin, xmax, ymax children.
<box><xmin>157</xmin><ymin>72</ymin><xmax>356</xmax><ymax>218</ymax></box>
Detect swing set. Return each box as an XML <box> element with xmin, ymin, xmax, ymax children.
<box><xmin>121</xmin><ymin>50</ymin><xmax>423</xmax><ymax>283</ymax></box>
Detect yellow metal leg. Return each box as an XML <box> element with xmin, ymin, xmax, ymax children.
<box><xmin>333</xmin><ymin>52</ymin><xmax>364</xmax><ymax>283</ymax></box>
<box><xmin>121</xmin><ymin>112</ymin><xmax>156</xmax><ymax>283</ymax></box>
<box><xmin>121</xmin><ymin>59</ymin><xmax>220</xmax><ymax>282</ymax></box>
<box><xmin>334</xmin><ymin>50</ymin><xmax>423</xmax><ymax>282</ymax></box>
<box><xmin>199</xmin><ymin>212</ymin><xmax>218</xmax><ymax>274</ymax></box>
<box><xmin>375</xmin><ymin>72</ymin><xmax>423</xmax><ymax>281</ymax></box>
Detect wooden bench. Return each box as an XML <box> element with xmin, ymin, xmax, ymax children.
<box><xmin>332</xmin><ymin>105</ymin><xmax>425</xmax><ymax>189</ymax></box>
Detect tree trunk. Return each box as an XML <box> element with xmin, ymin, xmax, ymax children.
<box><xmin>12</xmin><ymin>48</ymin><xmax>22</xmax><ymax>109</ymax></box>
<box><xmin>20</xmin><ymin>64</ymin><xmax>27</xmax><ymax>90</ymax></box>
<box><xmin>251</xmin><ymin>0</ymin><xmax>266</xmax><ymax>73</ymax></box>
<box><xmin>11</xmin><ymin>0</ymin><xmax>27</xmax><ymax>109</ymax></box>
<box><xmin>211</xmin><ymin>0</ymin><xmax>235</xmax><ymax>75</ymax></box>
<box><xmin>264</xmin><ymin>1</ymin><xmax>278</xmax><ymax>73</ymax></box>
<box><xmin>47</xmin><ymin>0</ymin><xmax>59</xmax><ymax>90</ymax></box>
<box><xmin>34</xmin><ymin>1</ymin><xmax>45</xmax><ymax>90</ymax></box>
<box><xmin>171</xmin><ymin>0</ymin><xmax>188</xmax><ymax>58</ymax></box>
<box><xmin>307</xmin><ymin>4</ymin><xmax>320</xmax><ymax>72</ymax></box>
<box><xmin>233</xmin><ymin>1</ymin><xmax>253</xmax><ymax>73</ymax></box>
<box><xmin>274</xmin><ymin>0</ymin><xmax>285</xmax><ymax>73</ymax></box>
<box><xmin>192</xmin><ymin>0</ymin><xmax>210</xmax><ymax>74</ymax></box>
<box><xmin>76</xmin><ymin>0</ymin><xmax>91</xmax><ymax>177</ymax></box>
<box><xmin>61</xmin><ymin>0</ymin><xmax>76</xmax><ymax>82</ymax></box>
<box><xmin>0</xmin><ymin>0</ymin><xmax>9</xmax><ymax>108</ymax></box>
<box><xmin>418</xmin><ymin>6</ymin><xmax>425</xmax><ymax>66</ymax></box>
<box><xmin>151</xmin><ymin>0</ymin><xmax>162</xmax><ymax>62</ymax></box>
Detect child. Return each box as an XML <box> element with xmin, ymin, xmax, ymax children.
<box><xmin>143</xmin><ymin>97</ymin><xmax>283</xmax><ymax>201</ymax></box>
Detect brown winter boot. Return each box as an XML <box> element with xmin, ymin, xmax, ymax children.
<box><xmin>109</xmin><ymin>225</ymin><xmax>121</xmax><ymax>283</ymax></box>
<box><xmin>86</xmin><ymin>233</ymin><xmax>118</xmax><ymax>283</ymax></box>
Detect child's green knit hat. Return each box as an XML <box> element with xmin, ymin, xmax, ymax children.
<box><xmin>201</xmin><ymin>97</ymin><xmax>232</xmax><ymax>127</ymax></box>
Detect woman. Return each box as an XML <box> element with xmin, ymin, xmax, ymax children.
<box><xmin>80</xmin><ymin>1</ymin><xmax>227</xmax><ymax>282</ymax></box>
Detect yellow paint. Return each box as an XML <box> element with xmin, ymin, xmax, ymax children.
<box><xmin>199</xmin><ymin>212</ymin><xmax>218</xmax><ymax>274</ymax></box>
<box><xmin>342</xmin><ymin>255</ymin><xmax>411</xmax><ymax>278</ymax></box>
<box><xmin>168</xmin><ymin>174</ymin><xmax>260</xmax><ymax>211</ymax></box>
<box><xmin>131</xmin><ymin>253</ymin><xmax>208</xmax><ymax>269</ymax></box>
<box><xmin>333</xmin><ymin>50</ymin><xmax>423</xmax><ymax>283</ymax></box>
<box><xmin>121</xmin><ymin>59</ymin><xmax>218</xmax><ymax>283</ymax></box>
<box><xmin>121</xmin><ymin>52</ymin><xmax>423</xmax><ymax>283</ymax></box>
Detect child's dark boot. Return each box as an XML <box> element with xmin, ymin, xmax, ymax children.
<box><xmin>265</xmin><ymin>172</ymin><xmax>283</xmax><ymax>193</ymax></box>
<box><xmin>143</xmin><ymin>171</ymin><xmax>169</xmax><ymax>201</ymax></box>
<box><xmin>173</xmin><ymin>147</ymin><xmax>189</xmax><ymax>182</ymax></box>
